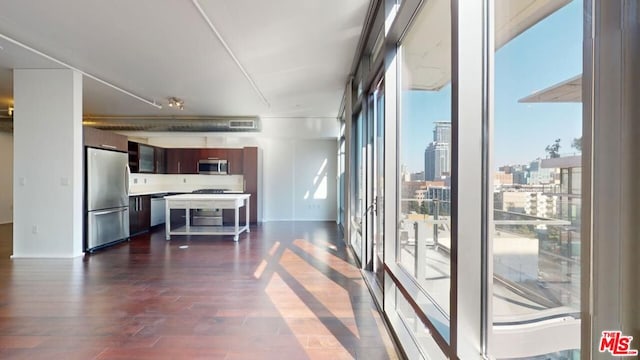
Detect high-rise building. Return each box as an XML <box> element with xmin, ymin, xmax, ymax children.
<box><xmin>424</xmin><ymin>122</ymin><xmax>451</xmax><ymax>180</ymax></box>
<box><xmin>433</xmin><ymin>121</ymin><xmax>451</xmax><ymax>143</ymax></box>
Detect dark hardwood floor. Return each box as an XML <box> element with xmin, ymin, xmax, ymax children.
<box><xmin>0</xmin><ymin>222</ymin><xmax>399</xmax><ymax>359</ymax></box>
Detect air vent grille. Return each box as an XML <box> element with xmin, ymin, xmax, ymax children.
<box><xmin>228</xmin><ymin>120</ymin><xmax>256</xmax><ymax>129</ymax></box>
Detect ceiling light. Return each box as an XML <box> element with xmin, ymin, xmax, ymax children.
<box><xmin>167</xmin><ymin>97</ymin><xmax>184</xmax><ymax>110</ymax></box>
<box><xmin>7</xmin><ymin>106</ymin><xmax>13</xmax><ymax>116</ymax></box>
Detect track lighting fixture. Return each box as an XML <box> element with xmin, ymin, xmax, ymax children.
<box><xmin>167</xmin><ymin>97</ymin><xmax>184</xmax><ymax>110</ymax></box>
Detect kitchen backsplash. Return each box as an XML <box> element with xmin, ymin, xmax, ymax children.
<box><xmin>129</xmin><ymin>173</ymin><xmax>244</xmax><ymax>194</ymax></box>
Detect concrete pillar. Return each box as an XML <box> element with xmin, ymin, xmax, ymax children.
<box><xmin>13</xmin><ymin>69</ymin><xmax>83</xmax><ymax>258</ymax></box>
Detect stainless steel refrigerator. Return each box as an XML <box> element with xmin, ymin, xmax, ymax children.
<box><xmin>86</xmin><ymin>147</ymin><xmax>130</xmax><ymax>251</ymax></box>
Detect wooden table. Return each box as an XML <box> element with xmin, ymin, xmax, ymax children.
<box><xmin>164</xmin><ymin>193</ymin><xmax>251</xmax><ymax>241</ymax></box>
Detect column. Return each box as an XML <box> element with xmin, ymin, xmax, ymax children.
<box><xmin>13</xmin><ymin>69</ymin><xmax>83</xmax><ymax>258</ymax></box>
<box><xmin>590</xmin><ymin>1</ymin><xmax>640</xmax><ymax>358</ymax></box>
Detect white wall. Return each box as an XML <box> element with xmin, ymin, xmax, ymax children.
<box><xmin>13</xmin><ymin>69</ymin><xmax>83</xmax><ymax>258</ymax></box>
<box><xmin>258</xmin><ymin>138</ymin><xmax>337</xmax><ymax>221</ymax></box>
<box><xmin>0</xmin><ymin>132</ymin><xmax>12</xmax><ymax>224</ymax></box>
<box><xmin>119</xmin><ymin>117</ymin><xmax>339</xmax><ymax>222</ymax></box>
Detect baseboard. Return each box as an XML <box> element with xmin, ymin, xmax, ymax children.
<box><xmin>10</xmin><ymin>252</ymin><xmax>84</xmax><ymax>259</ymax></box>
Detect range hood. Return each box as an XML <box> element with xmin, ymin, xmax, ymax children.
<box><xmin>0</xmin><ymin>116</ymin><xmax>261</xmax><ymax>133</ymax></box>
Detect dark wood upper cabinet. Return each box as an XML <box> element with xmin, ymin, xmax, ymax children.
<box><xmin>166</xmin><ymin>149</ymin><xmax>199</xmax><ymax>174</ymax></box>
<box><xmin>128</xmin><ymin>145</ymin><xmax>256</xmax><ymax>203</ymax></box>
<box><xmin>127</xmin><ymin>142</ymin><xmax>140</xmax><ymax>173</ymax></box>
<box><xmin>199</xmin><ymin>148</ymin><xmax>227</xmax><ymax>160</ymax></box>
<box><xmin>181</xmin><ymin>149</ymin><xmax>199</xmax><ymax>174</ymax></box>
<box><xmin>226</xmin><ymin>149</ymin><xmax>244</xmax><ymax>175</ymax></box>
<box><xmin>83</xmin><ymin>126</ymin><xmax>128</xmax><ymax>152</ymax></box>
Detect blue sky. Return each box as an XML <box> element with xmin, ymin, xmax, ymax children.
<box><xmin>401</xmin><ymin>0</ymin><xmax>583</xmax><ymax>173</ymax></box>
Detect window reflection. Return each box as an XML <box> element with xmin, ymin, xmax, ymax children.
<box><xmin>397</xmin><ymin>0</ymin><xmax>452</xmax><ymax>341</ymax></box>
<box><xmin>492</xmin><ymin>0</ymin><xmax>583</xmax><ymax>358</ymax></box>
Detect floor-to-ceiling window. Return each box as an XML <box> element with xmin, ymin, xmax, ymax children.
<box><xmin>351</xmin><ymin>111</ymin><xmax>365</xmax><ymax>263</ymax></box>
<box><xmin>373</xmin><ymin>80</ymin><xmax>385</xmax><ymax>291</ymax></box>
<box><xmin>360</xmin><ymin>77</ymin><xmax>386</xmax><ymax>304</ymax></box>
<box><xmin>346</xmin><ymin>0</ymin><xmax>595</xmax><ymax>358</ymax></box>
<box><xmin>491</xmin><ymin>1</ymin><xmax>583</xmax><ymax>358</ymax></box>
<box><xmin>395</xmin><ymin>0</ymin><xmax>452</xmax><ymax>349</ymax></box>
<box><xmin>338</xmin><ymin>114</ymin><xmax>346</xmax><ymax>229</ymax></box>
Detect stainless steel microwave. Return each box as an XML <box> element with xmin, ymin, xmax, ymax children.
<box><xmin>198</xmin><ymin>159</ymin><xmax>228</xmax><ymax>174</ymax></box>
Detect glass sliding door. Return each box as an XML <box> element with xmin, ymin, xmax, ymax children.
<box><xmin>396</xmin><ymin>0</ymin><xmax>452</xmax><ymax>346</ymax></box>
<box><xmin>363</xmin><ymin>78</ymin><xmax>386</xmax><ymax>298</ymax></box>
<box><xmin>490</xmin><ymin>0</ymin><xmax>583</xmax><ymax>358</ymax></box>
<box><xmin>338</xmin><ymin>116</ymin><xmax>346</xmax><ymax>229</ymax></box>
<box><xmin>373</xmin><ymin>81</ymin><xmax>385</xmax><ymax>289</ymax></box>
<box><xmin>351</xmin><ymin>111</ymin><xmax>365</xmax><ymax>263</ymax></box>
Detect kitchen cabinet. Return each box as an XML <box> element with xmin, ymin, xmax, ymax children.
<box><xmin>138</xmin><ymin>144</ymin><xmax>155</xmax><ymax>173</ymax></box>
<box><xmin>226</xmin><ymin>148</ymin><xmax>244</xmax><ymax>175</ymax></box>
<box><xmin>129</xmin><ymin>195</ymin><xmax>151</xmax><ymax>235</ymax></box>
<box><xmin>154</xmin><ymin>147</ymin><xmax>166</xmax><ymax>174</ymax></box>
<box><xmin>200</xmin><ymin>148</ymin><xmax>227</xmax><ymax>160</ymax></box>
<box><xmin>199</xmin><ymin>148</ymin><xmax>243</xmax><ymax>174</ymax></box>
<box><xmin>243</xmin><ymin>147</ymin><xmax>258</xmax><ymax>224</ymax></box>
<box><xmin>222</xmin><ymin>146</ymin><xmax>258</xmax><ymax>224</ymax></box>
<box><xmin>150</xmin><ymin>197</ymin><xmax>166</xmax><ymax>227</ymax></box>
<box><xmin>83</xmin><ymin>126</ymin><xmax>128</xmax><ymax>152</ymax></box>
<box><xmin>127</xmin><ymin>142</ymin><xmax>139</xmax><ymax>172</ymax></box>
<box><xmin>166</xmin><ymin>149</ymin><xmax>199</xmax><ymax>174</ymax></box>
<box><xmin>128</xmin><ymin>142</ymin><xmax>156</xmax><ymax>173</ymax></box>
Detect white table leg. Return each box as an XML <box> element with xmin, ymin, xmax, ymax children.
<box><xmin>165</xmin><ymin>202</ymin><xmax>171</xmax><ymax>240</ymax></box>
<box><xmin>234</xmin><ymin>205</ymin><xmax>239</xmax><ymax>242</ymax></box>
<box><xmin>185</xmin><ymin>208</ymin><xmax>190</xmax><ymax>233</ymax></box>
<box><xmin>246</xmin><ymin>198</ymin><xmax>250</xmax><ymax>232</ymax></box>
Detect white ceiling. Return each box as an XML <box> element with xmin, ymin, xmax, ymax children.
<box><xmin>0</xmin><ymin>0</ymin><xmax>370</xmax><ymax>118</ymax></box>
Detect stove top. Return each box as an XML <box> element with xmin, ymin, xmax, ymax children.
<box><xmin>191</xmin><ymin>188</ymin><xmax>228</xmax><ymax>194</ymax></box>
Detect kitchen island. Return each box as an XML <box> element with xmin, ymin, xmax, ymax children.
<box><xmin>164</xmin><ymin>193</ymin><xmax>251</xmax><ymax>241</ymax></box>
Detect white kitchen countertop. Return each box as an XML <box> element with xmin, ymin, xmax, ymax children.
<box><xmin>129</xmin><ymin>190</ymin><xmax>244</xmax><ymax>196</ymax></box>
<box><xmin>164</xmin><ymin>193</ymin><xmax>250</xmax><ymax>201</ymax></box>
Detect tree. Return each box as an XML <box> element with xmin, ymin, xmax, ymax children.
<box><xmin>572</xmin><ymin>137</ymin><xmax>582</xmax><ymax>152</ymax></box>
<box><xmin>419</xmin><ymin>201</ymin><xmax>429</xmax><ymax>215</ymax></box>
<box><xmin>408</xmin><ymin>201</ymin><xmax>419</xmax><ymax>213</ymax></box>
<box><xmin>545</xmin><ymin>138</ymin><xmax>561</xmax><ymax>158</ymax></box>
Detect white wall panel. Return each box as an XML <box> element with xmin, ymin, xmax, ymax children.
<box><xmin>261</xmin><ymin>139</ymin><xmax>295</xmax><ymax>221</ymax></box>
<box><xmin>292</xmin><ymin>140</ymin><xmax>338</xmax><ymax>221</ymax></box>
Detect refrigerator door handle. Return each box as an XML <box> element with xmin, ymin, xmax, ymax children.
<box><xmin>93</xmin><ymin>208</ymin><xmax>128</xmax><ymax>216</ymax></box>
<box><xmin>125</xmin><ymin>164</ymin><xmax>131</xmax><ymax>196</ymax></box>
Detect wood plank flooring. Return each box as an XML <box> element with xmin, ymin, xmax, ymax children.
<box><xmin>0</xmin><ymin>222</ymin><xmax>400</xmax><ymax>359</ymax></box>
